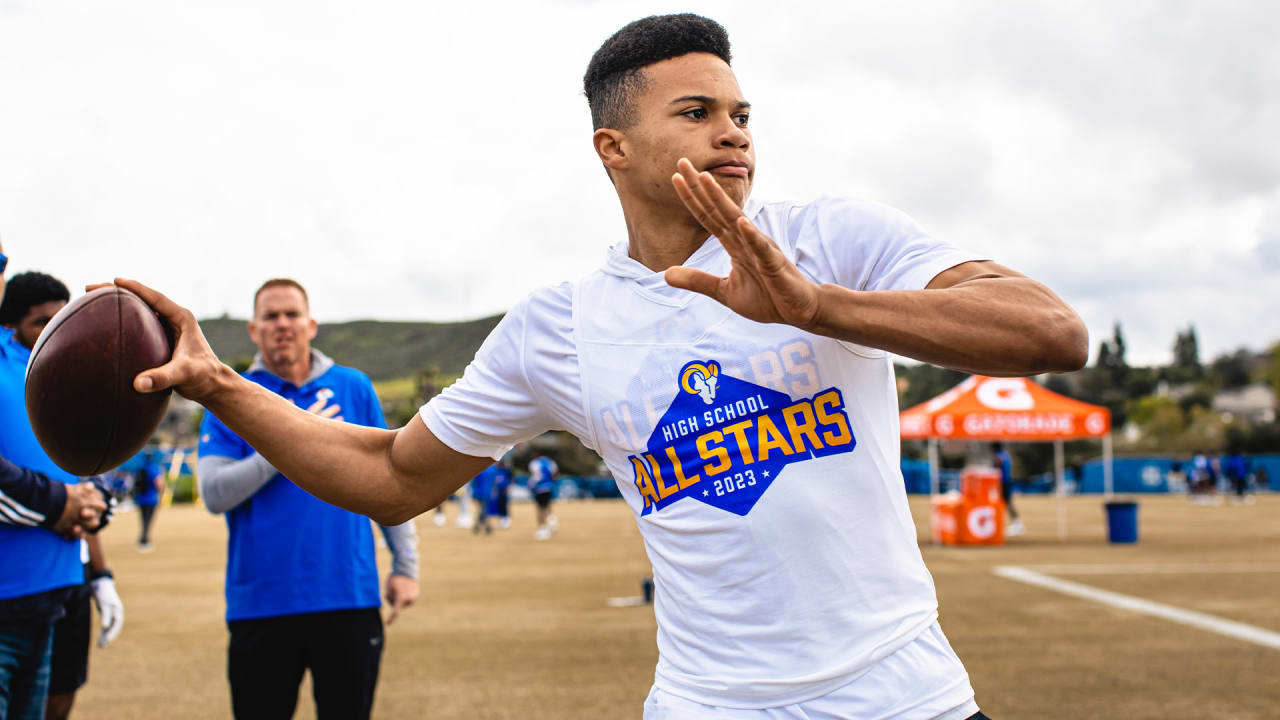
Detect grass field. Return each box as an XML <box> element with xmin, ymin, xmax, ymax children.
<box><xmin>77</xmin><ymin>493</ymin><xmax>1279</xmax><ymax>719</ymax></box>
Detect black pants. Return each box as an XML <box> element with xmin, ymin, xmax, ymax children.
<box><xmin>138</xmin><ymin>504</ymin><xmax>156</xmax><ymax>544</ymax></box>
<box><xmin>227</xmin><ymin>608</ymin><xmax>383</xmax><ymax>720</ymax></box>
<box><xmin>48</xmin><ymin>585</ymin><xmax>91</xmax><ymax>694</ymax></box>
<box><xmin>495</xmin><ymin>487</ymin><xmax>509</xmax><ymax>518</ymax></box>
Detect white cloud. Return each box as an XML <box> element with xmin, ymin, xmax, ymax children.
<box><xmin>2</xmin><ymin>0</ymin><xmax>1277</xmax><ymax>367</ymax></box>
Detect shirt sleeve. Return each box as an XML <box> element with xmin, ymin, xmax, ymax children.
<box><xmin>0</xmin><ymin>454</ymin><xmax>67</xmax><ymax>528</ymax></box>
<box><xmin>804</xmin><ymin>197</ymin><xmax>986</xmax><ymax>292</ymax></box>
<box><xmin>378</xmin><ymin>520</ymin><xmax>419</xmax><ymax>580</ymax></box>
<box><xmin>419</xmin><ymin>297</ymin><xmax>554</xmax><ymax>460</ymax></box>
<box><xmin>197</xmin><ymin>453</ymin><xmax>278</xmax><ymax>514</ymax></box>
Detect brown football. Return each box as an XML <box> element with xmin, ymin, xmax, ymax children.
<box><xmin>25</xmin><ymin>286</ymin><xmax>173</xmax><ymax>475</ymax></box>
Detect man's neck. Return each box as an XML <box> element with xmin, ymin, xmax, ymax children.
<box><xmin>263</xmin><ymin>352</ymin><xmax>311</xmax><ymax>386</ymax></box>
<box><xmin>620</xmin><ymin>194</ymin><xmax>711</xmax><ymax>272</ymax></box>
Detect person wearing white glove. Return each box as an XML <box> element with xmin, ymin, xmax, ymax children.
<box><xmin>45</xmin><ymin>534</ymin><xmax>124</xmax><ymax>720</ymax></box>
<box><xmin>90</xmin><ymin>572</ymin><xmax>124</xmax><ymax>648</ymax></box>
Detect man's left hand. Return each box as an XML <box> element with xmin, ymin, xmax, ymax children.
<box><xmin>664</xmin><ymin>157</ymin><xmax>822</xmax><ymax>331</ymax></box>
<box><xmin>385</xmin><ymin>574</ymin><xmax>418</xmax><ymax>626</ymax></box>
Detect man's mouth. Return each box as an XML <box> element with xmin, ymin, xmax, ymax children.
<box><xmin>707</xmin><ymin>162</ymin><xmax>750</xmax><ymax>178</ymax></box>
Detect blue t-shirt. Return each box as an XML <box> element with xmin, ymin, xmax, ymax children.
<box><xmin>198</xmin><ymin>362</ymin><xmax>387</xmax><ymax>622</ymax></box>
<box><xmin>1223</xmin><ymin>454</ymin><xmax>1248</xmax><ymax>481</ymax></box>
<box><xmin>470</xmin><ymin>466</ymin><xmax>495</xmax><ymax>501</ymax></box>
<box><xmin>135</xmin><ymin>461</ymin><xmax>162</xmax><ymax>507</ymax></box>
<box><xmin>0</xmin><ymin>327</ymin><xmax>83</xmax><ymax>601</ymax></box>
<box><xmin>492</xmin><ymin>465</ymin><xmax>513</xmax><ymax>491</ymax></box>
<box><xmin>995</xmin><ymin>449</ymin><xmax>1013</xmax><ymax>485</ymax></box>
<box><xmin>529</xmin><ymin>457</ymin><xmax>556</xmax><ymax>493</ymax></box>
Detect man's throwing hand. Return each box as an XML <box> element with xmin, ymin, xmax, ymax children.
<box><xmin>87</xmin><ymin>279</ymin><xmax>225</xmax><ymax>403</ymax></box>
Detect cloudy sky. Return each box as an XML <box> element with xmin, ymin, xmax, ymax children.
<box><xmin>2</xmin><ymin>0</ymin><xmax>1277</xmax><ymax>366</ymax></box>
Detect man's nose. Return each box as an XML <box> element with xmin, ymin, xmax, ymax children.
<box><xmin>716</xmin><ymin>120</ymin><xmax>749</xmax><ymax>149</ymax></box>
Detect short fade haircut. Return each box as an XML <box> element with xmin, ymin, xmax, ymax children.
<box><xmin>584</xmin><ymin>14</ymin><xmax>732</xmax><ymax>131</ymax></box>
<box><xmin>253</xmin><ymin>278</ymin><xmax>309</xmax><ymax>314</ymax></box>
<box><xmin>0</xmin><ymin>271</ymin><xmax>70</xmax><ymax>326</ymax></box>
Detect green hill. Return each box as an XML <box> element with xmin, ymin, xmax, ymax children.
<box><xmin>199</xmin><ymin>314</ymin><xmax>502</xmax><ymax>381</ymax></box>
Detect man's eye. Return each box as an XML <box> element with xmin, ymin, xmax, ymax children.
<box><xmin>683</xmin><ymin>108</ymin><xmax>708</xmax><ymax>120</ymax></box>
<box><xmin>735</xmin><ymin>113</ymin><xmax>750</xmax><ymax>126</ymax></box>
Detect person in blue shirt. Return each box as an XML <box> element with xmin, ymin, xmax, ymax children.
<box><xmin>487</xmin><ymin>453</ymin><xmax>514</xmax><ymax>530</ymax></box>
<box><xmin>133</xmin><ymin>452</ymin><xmax>165</xmax><ymax>552</ymax></box>
<box><xmin>196</xmin><ymin>279</ymin><xmax>419</xmax><ymax>720</ymax></box>
<box><xmin>528</xmin><ymin>452</ymin><xmax>559</xmax><ymax>541</ymax></box>
<box><xmin>992</xmin><ymin>443</ymin><xmax>1023</xmax><ymax>536</ymax></box>
<box><xmin>0</xmin><ymin>260</ymin><xmax>115</xmax><ymax>720</ymax></box>
<box><xmin>1222</xmin><ymin>451</ymin><xmax>1252</xmax><ymax>504</ymax></box>
<box><xmin>469</xmin><ymin>465</ymin><xmax>494</xmax><ymax>535</ymax></box>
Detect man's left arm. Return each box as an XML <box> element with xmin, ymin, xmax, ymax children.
<box><xmin>664</xmin><ymin>159</ymin><xmax>1088</xmax><ymax>376</ymax></box>
<box><xmin>808</xmin><ymin>260</ymin><xmax>1088</xmax><ymax>376</ymax></box>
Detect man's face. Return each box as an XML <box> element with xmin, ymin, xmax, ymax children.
<box><xmin>620</xmin><ymin>52</ymin><xmax>755</xmax><ymax>210</ymax></box>
<box><xmin>14</xmin><ymin>299</ymin><xmax>67</xmax><ymax>350</ymax></box>
<box><xmin>248</xmin><ymin>286</ymin><xmax>317</xmax><ymax>370</ymax></box>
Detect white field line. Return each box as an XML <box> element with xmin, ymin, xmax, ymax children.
<box><xmin>1020</xmin><ymin>563</ymin><xmax>1280</xmax><ymax>575</ymax></box>
<box><xmin>993</xmin><ymin>565</ymin><xmax>1280</xmax><ymax>651</ymax></box>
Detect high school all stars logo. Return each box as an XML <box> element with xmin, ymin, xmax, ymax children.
<box><xmin>629</xmin><ymin>360</ymin><xmax>857</xmax><ymax>516</ymax></box>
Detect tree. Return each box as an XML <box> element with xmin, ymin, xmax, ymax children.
<box><xmin>1169</xmin><ymin>325</ymin><xmax>1202</xmax><ymax>382</ymax></box>
<box><xmin>1209</xmin><ymin>349</ymin><xmax>1253</xmax><ymax>390</ymax></box>
<box><xmin>1044</xmin><ymin>373</ymin><xmax>1073</xmax><ymax>396</ymax></box>
<box><xmin>1080</xmin><ymin>321</ymin><xmax>1131</xmax><ymax>427</ymax></box>
<box><xmin>1100</xmin><ymin>322</ymin><xmax>1129</xmax><ymax>386</ymax></box>
<box><xmin>1269</xmin><ymin>341</ymin><xmax>1280</xmax><ymax>397</ymax></box>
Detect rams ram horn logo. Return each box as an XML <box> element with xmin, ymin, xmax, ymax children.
<box><xmin>680</xmin><ymin>361</ymin><xmax>720</xmax><ymax>405</ymax></box>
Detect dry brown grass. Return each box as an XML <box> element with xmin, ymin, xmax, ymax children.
<box><xmin>78</xmin><ymin>493</ymin><xmax>1279</xmax><ymax>719</ymax></box>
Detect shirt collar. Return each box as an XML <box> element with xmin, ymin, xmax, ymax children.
<box><xmin>600</xmin><ymin>197</ymin><xmax>763</xmax><ymax>305</ymax></box>
<box><xmin>246</xmin><ymin>348</ymin><xmax>335</xmax><ymax>389</ymax></box>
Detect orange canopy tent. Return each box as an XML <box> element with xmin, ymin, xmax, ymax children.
<box><xmin>900</xmin><ymin>375</ymin><xmax>1114</xmax><ymax>538</ymax></box>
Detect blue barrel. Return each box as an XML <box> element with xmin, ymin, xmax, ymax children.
<box><xmin>1105</xmin><ymin>501</ymin><xmax>1139</xmax><ymax>543</ymax></box>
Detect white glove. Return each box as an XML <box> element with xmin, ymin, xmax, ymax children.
<box><xmin>91</xmin><ymin>575</ymin><xmax>125</xmax><ymax>647</ymax></box>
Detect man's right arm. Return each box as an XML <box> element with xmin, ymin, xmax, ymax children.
<box><xmin>117</xmin><ymin>279</ymin><xmax>496</xmax><ymax>525</ymax></box>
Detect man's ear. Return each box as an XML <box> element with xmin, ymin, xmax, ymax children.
<box><xmin>593</xmin><ymin>128</ymin><xmax>629</xmax><ymax>172</ymax></box>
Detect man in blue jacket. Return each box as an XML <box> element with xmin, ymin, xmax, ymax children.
<box><xmin>197</xmin><ymin>279</ymin><xmax>419</xmax><ymax>720</ymax></box>
<box><xmin>0</xmin><ymin>244</ymin><xmax>110</xmax><ymax>720</ymax></box>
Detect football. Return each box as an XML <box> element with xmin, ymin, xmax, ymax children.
<box><xmin>25</xmin><ymin>286</ymin><xmax>173</xmax><ymax>475</ymax></box>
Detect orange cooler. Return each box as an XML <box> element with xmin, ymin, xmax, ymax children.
<box><xmin>961</xmin><ymin>468</ymin><xmax>1002</xmax><ymax>504</ymax></box>
<box><xmin>931</xmin><ymin>467</ymin><xmax>1006</xmax><ymax>546</ymax></box>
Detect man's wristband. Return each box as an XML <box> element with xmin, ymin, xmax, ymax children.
<box><xmin>89</xmin><ymin>568</ymin><xmax>114</xmax><ymax>582</ymax></box>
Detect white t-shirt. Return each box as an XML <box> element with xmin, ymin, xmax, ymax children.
<box><xmin>421</xmin><ymin>196</ymin><xmax>983</xmax><ymax>710</ymax></box>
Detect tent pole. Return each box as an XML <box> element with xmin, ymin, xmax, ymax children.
<box><xmin>928</xmin><ymin>437</ymin><xmax>940</xmax><ymax>546</ymax></box>
<box><xmin>928</xmin><ymin>437</ymin><xmax>939</xmax><ymax>497</ymax></box>
<box><xmin>1055</xmin><ymin>438</ymin><xmax>1066</xmax><ymax>541</ymax></box>
<box><xmin>1103</xmin><ymin>433</ymin><xmax>1114</xmax><ymax>498</ymax></box>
